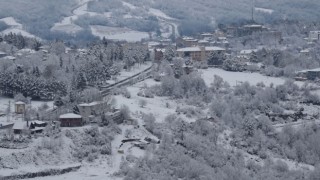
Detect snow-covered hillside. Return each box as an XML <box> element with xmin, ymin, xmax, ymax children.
<box><xmin>0</xmin><ymin>17</ymin><xmax>38</xmax><ymax>39</ymax></box>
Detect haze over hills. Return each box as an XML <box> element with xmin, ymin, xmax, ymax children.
<box><xmin>0</xmin><ymin>0</ymin><xmax>319</xmax><ymax>42</ymax></box>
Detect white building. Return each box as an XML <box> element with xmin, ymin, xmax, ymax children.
<box><xmin>309</xmin><ymin>31</ymin><xmax>320</xmax><ymax>41</ymax></box>
<box><xmin>78</xmin><ymin>101</ymin><xmax>109</xmax><ymax>119</ymax></box>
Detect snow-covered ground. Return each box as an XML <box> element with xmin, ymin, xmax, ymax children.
<box><xmin>122</xmin><ymin>1</ymin><xmax>137</xmax><ymax>9</ymax></box>
<box><xmin>0</xmin><ymin>17</ymin><xmax>38</xmax><ymax>39</ymax></box>
<box><xmin>149</xmin><ymin>8</ymin><xmax>174</xmax><ymax>20</ymax></box>
<box><xmin>51</xmin><ymin>0</ymin><xmax>93</xmax><ymax>34</ymax></box>
<box><xmin>118</xmin><ymin>62</ymin><xmax>152</xmax><ymax>80</ymax></box>
<box><xmin>91</xmin><ymin>26</ymin><xmax>149</xmax><ymax>42</ymax></box>
<box><xmin>218</xmin><ymin>129</ymin><xmax>314</xmax><ymax>173</ymax></box>
<box><xmin>199</xmin><ymin>68</ymin><xmax>304</xmax><ymax>87</ymax></box>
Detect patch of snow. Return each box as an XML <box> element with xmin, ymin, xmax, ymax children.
<box><xmin>0</xmin><ymin>17</ymin><xmax>22</xmax><ymax>28</ymax></box>
<box><xmin>0</xmin><ymin>17</ymin><xmax>38</xmax><ymax>39</ymax></box>
<box><xmin>149</xmin><ymin>8</ymin><xmax>174</xmax><ymax>20</ymax></box>
<box><xmin>255</xmin><ymin>7</ymin><xmax>274</xmax><ymax>14</ymax></box>
<box><xmin>122</xmin><ymin>2</ymin><xmax>137</xmax><ymax>9</ymax></box>
<box><xmin>91</xmin><ymin>26</ymin><xmax>149</xmax><ymax>42</ymax></box>
<box><xmin>59</xmin><ymin>113</ymin><xmax>82</xmax><ymax>119</ymax></box>
<box><xmin>199</xmin><ymin>68</ymin><xmax>304</xmax><ymax>87</ymax></box>
<box><xmin>51</xmin><ymin>0</ymin><xmax>98</xmax><ymax>34</ymax></box>
<box><xmin>177</xmin><ymin>46</ymin><xmax>225</xmax><ymax>52</ymax></box>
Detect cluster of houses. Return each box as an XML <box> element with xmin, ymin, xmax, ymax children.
<box><xmin>148</xmin><ymin>23</ymin><xmax>284</xmax><ymax>67</ymax></box>
<box><xmin>150</xmin><ymin>32</ymin><xmax>228</xmax><ymax>63</ymax></box>
<box><xmin>0</xmin><ymin>99</ymin><xmax>124</xmax><ymax>139</ymax></box>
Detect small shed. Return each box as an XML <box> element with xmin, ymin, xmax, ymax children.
<box><xmin>59</xmin><ymin>113</ymin><xmax>83</xmax><ymax>127</ymax></box>
<box><xmin>29</xmin><ymin>120</ymin><xmax>47</xmax><ymax>134</ymax></box>
<box><xmin>15</xmin><ymin>101</ymin><xmax>26</xmax><ymax>114</ymax></box>
<box><xmin>13</xmin><ymin>121</ymin><xmax>27</xmax><ymax>134</ymax></box>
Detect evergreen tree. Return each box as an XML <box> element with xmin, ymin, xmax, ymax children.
<box><xmin>207</xmin><ymin>51</ymin><xmax>226</xmax><ymax>66</ymax></box>
<box><xmin>59</xmin><ymin>56</ymin><xmax>63</xmax><ymax>68</ymax></box>
<box><xmin>76</xmin><ymin>72</ymin><xmax>87</xmax><ymax>90</ymax></box>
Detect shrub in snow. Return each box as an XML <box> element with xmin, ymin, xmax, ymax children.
<box><xmin>246</xmin><ymin>64</ymin><xmax>260</xmax><ymax>72</ymax></box>
<box><xmin>142</xmin><ymin>113</ymin><xmax>156</xmax><ymax>133</ymax></box>
<box><xmin>262</xmin><ymin>66</ymin><xmax>284</xmax><ymax>77</ymax></box>
<box><xmin>139</xmin><ymin>99</ymin><xmax>147</xmax><ymax>108</ymax></box>
<box><xmin>165</xmin><ymin>114</ymin><xmax>177</xmax><ymax>124</ymax></box>
<box><xmin>222</xmin><ymin>59</ymin><xmax>245</xmax><ymax>72</ymax></box>
<box><xmin>126</xmin><ymin>154</ymin><xmax>137</xmax><ymax>163</ymax></box>
<box><xmin>87</xmin><ymin>153</ymin><xmax>98</xmax><ymax>162</ymax></box>
<box><xmin>309</xmin><ymin>166</ymin><xmax>320</xmax><ymax>180</ymax></box>
<box><xmin>137</xmin><ymin>89</ymin><xmax>154</xmax><ymax>98</ymax></box>
<box><xmin>120</xmin><ymin>105</ymin><xmax>131</xmax><ymax>121</ymax></box>
<box><xmin>100</xmin><ymin>144</ymin><xmax>112</xmax><ymax>155</ymax></box>
<box><xmin>273</xmin><ymin>160</ymin><xmax>289</xmax><ymax>173</ymax></box>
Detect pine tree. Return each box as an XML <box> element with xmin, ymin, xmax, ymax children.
<box><xmin>76</xmin><ymin>72</ymin><xmax>87</xmax><ymax>90</ymax></box>
<box><xmin>34</xmin><ymin>66</ymin><xmax>40</xmax><ymax>77</ymax></box>
<box><xmin>59</xmin><ymin>56</ymin><xmax>63</xmax><ymax>68</ymax></box>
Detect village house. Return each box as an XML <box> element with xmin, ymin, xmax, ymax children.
<box><xmin>295</xmin><ymin>68</ymin><xmax>320</xmax><ymax>81</ymax></box>
<box><xmin>176</xmin><ymin>46</ymin><xmax>226</xmax><ymax>61</ymax></box>
<box><xmin>300</xmin><ymin>49</ymin><xmax>310</xmax><ymax>56</ymax></box>
<box><xmin>0</xmin><ymin>51</ymin><xmax>7</xmax><ymax>58</ymax></box>
<box><xmin>59</xmin><ymin>113</ymin><xmax>83</xmax><ymax>127</ymax></box>
<box><xmin>78</xmin><ymin>101</ymin><xmax>109</xmax><ymax>120</ymax></box>
<box><xmin>176</xmin><ymin>37</ymin><xmax>199</xmax><ymax>48</ymax></box>
<box><xmin>239</xmin><ymin>49</ymin><xmax>258</xmax><ymax>60</ymax></box>
<box><xmin>15</xmin><ymin>101</ymin><xmax>26</xmax><ymax>114</ymax></box>
<box><xmin>13</xmin><ymin>121</ymin><xmax>27</xmax><ymax>134</ymax></box>
<box><xmin>198</xmin><ymin>40</ymin><xmax>210</xmax><ymax>46</ymax></box>
<box><xmin>29</xmin><ymin>120</ymin><xmax>47</xmax><ymax>134</ymax></box>
<box><xmin>12</xmin><ymin>120</ymin><xmax>47</xmax><ymax>134</ymax></box>
<box><xmin>309</xmin><ymin>31</ymin><xmax>320</xmax><ymax>41</ymax></box>
<box><xmin>200</xmin><ymin>33</ymin><xmax>214</xmax><ymax>39</ymax></box>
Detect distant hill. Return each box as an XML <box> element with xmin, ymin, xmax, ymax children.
<box><xmin>0</xmin><ymin>0</ymin><xmax>319</xmax><ymax>42</ymax></box>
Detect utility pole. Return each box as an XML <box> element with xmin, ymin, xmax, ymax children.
<box><xmin>6</xmin><ymin>101</ymin><xmax>11</xmax><ymax>122</ymax></box>
<box><xmin>251</xmin><ymin>0</ymin><xmax>255</xmax><ymax>22</ymax></box>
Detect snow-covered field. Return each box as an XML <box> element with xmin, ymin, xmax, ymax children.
<box><xmin>0</xmin><ymin>17</ymin><xmax>38</xmax><ymax>39</ymax></box>
<box><xmin>91</xmin><ymin>26</ymin><xmax>149</xmax><ymax>42</ymax></box>
<box><xmin>199</xmin><ymin>68</ymin><xmax>304</xmax><ymax>87</ymax></box>
<box><xmin>149</xmin><ymin>8</ymin><xmax>174</xmax><ymax>20</ymax></box>
<box><xmin>51</xmin><ymin>0</ymin><xmax>93</xmax><ymax>33</ymax></box>
<box><xmin>114</xmin><ymin>80</ymin><xmax>177</xmax><ymax>123</ymax></box>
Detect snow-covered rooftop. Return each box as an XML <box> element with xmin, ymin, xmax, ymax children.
<box><xmin>78</xmin><ymin>101</ymin><xmax>103</xmax><ymax>107</ymax></box>
<box><xmin>15</xmin><ymin>101</ymin><xmax>25</xmax><ymax>105</ymax></box>
<box><xmin>300</xmin><ymin>49</ymin><xmax>310</xmax><ymax>53</ymax></box>
<box><xmin>244</xmin><ymin>24</ymin><xmax>263</xmax><ymax>28</ymax></box>
<box><xmin>30</xmin><ymin>120</ymin><xmax>47</xmax><ymax>125</ymax></box>
<box><xmin>297</xmin><ymin>68</ymin><xmax>320</xmax><ymax>73</ymax></box>
<box><xmin>177</xmin><ymin>46</ymin><xmax>225</xmax><ymax>52</ymax></box>
<box><xmin>59</xmin><ymin>113</ymin><xmax>82</xmax><ymax>119</ymax></box>
<box><xmin>201</xmin><ymin>33</ymin><xmax>213</xmax><ymax>36</ymax></box>
<box><xmin>13</xmin><ymin>121</ymin><xmax>27</xmax><ymax>130</ymax></box>
<box><xmin>240</xmin><ymin>49</ymin><xmax>258</xmax><ymax>55</ymax></box>
<box><xmin>155</xmin><ymin>48</ymin><xmax>166</xmax><ymax>53</ymax></box>
<box><xmin>4</xmin><ymin>56</ymin><xmax>16</xmax><ymax>60</ymax></box>
<box><xmin>198</xmin><ymin>40</ymin><xmax>209</xmax><ymax>43</ymax></box>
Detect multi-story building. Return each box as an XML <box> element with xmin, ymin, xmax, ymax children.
<box><xmin>177</xmin><ymin>46</ymin><xmax>226</xmax><ymax>61</ymax></box>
